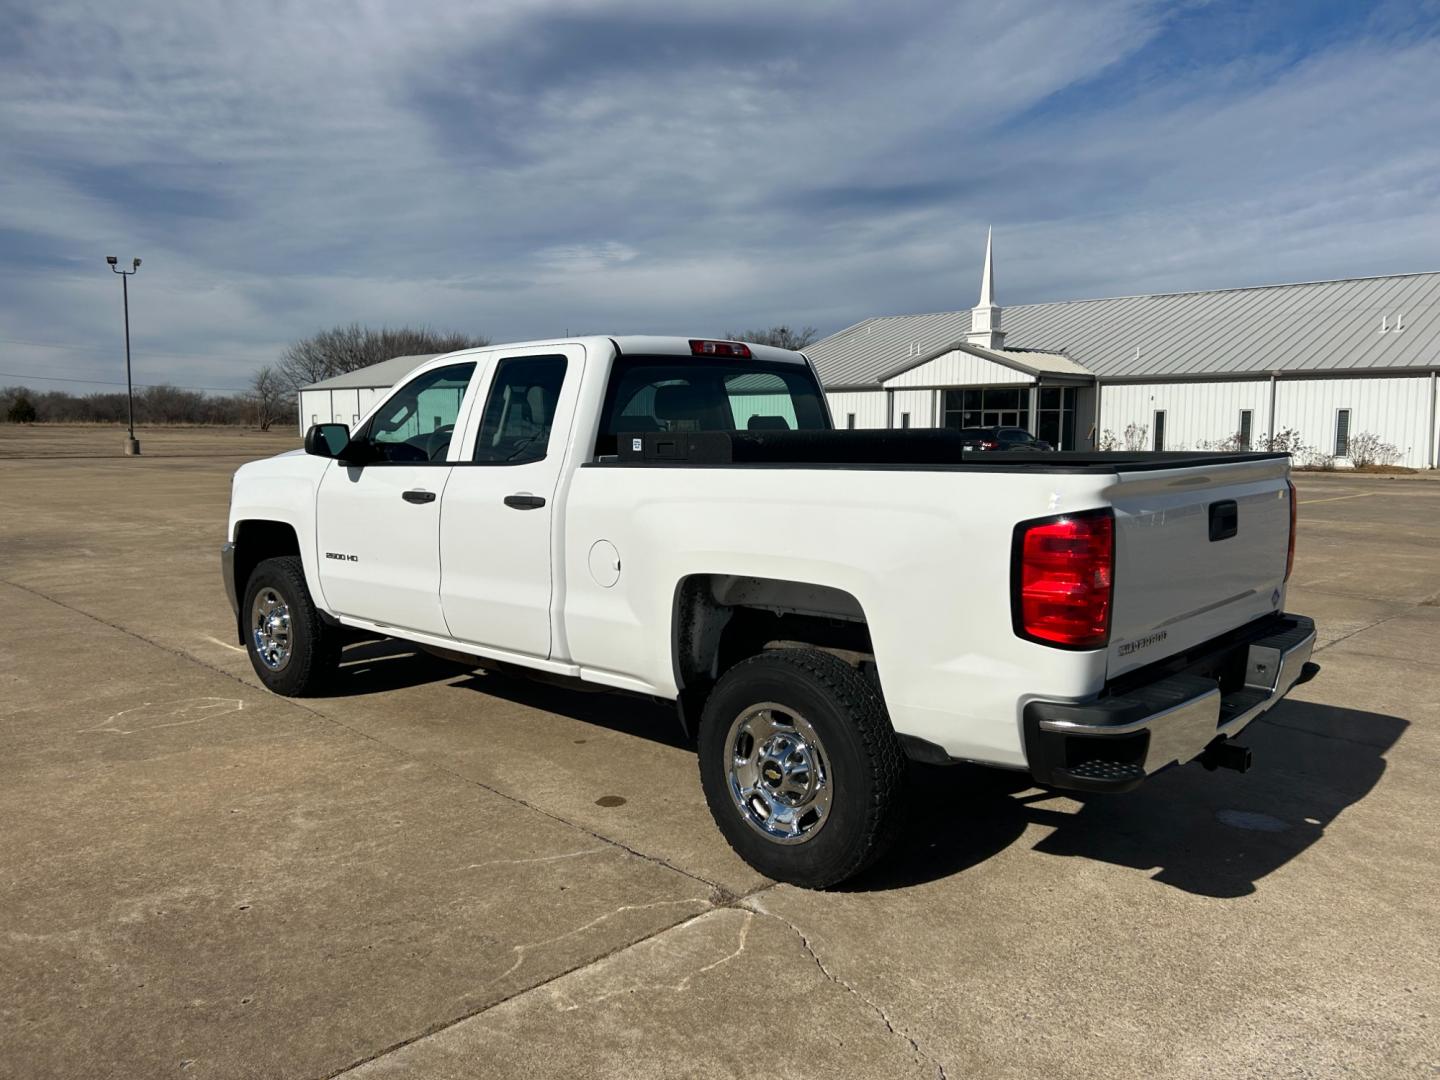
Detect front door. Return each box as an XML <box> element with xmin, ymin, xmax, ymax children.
<box><xmin>439</xmin><ymin>345</ymin><xmax>584</xmax><ymax>658</ymax></box>
<box><xmin>315</xmin><ymin>360</ymin><xmax>478</xmax><ymax>636</ymax></box>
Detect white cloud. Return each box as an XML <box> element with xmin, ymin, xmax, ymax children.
<box><xmin>0</xmin><ymin>0</ymin><xmax>1435</xmax><ymax>391</ymax></box>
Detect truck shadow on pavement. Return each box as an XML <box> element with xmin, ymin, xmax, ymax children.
<box><xmin>854</xmin><ymin>700</ymin><xmax>1406</xmax><ymax>898</ymax></box>
<box><xmin>326</xmin><ymin>649</ymin><xmax>1405</xmax><ymax>899</ymax></box>
<box><xmin>446</xmin><ymin>669</ymin><xmax>693</xmax><ymax>748</ymax></box>
<box><xmin>1018</xmin><ymin>701</ymin><xmax>1406</xmax><ymax>898</ymax></box>
<box><xmin>323</xmin><ymin>638</ymin><xmax>487</xmax><ymax>698</ymax></box>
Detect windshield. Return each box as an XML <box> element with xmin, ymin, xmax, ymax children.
<box><xmin>595</xmin><ymin>355</ymin><xmax>831</xmax><ymax>456</ymax></box>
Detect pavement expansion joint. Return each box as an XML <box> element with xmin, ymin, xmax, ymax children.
<box><xmin>321</xmin><ymin>882</ymin><xmax>781</xmax><ymax>1077</ymax></box>
<box><xmin>1311</xmin><ymin>610</ymin><xmax>1410</xmax><ymax>655</ymax></box>
<box><xmin>546</xmin><ymin>907</ymin><xmax>758</xmax><ymax>1014</ymax></box>
<box><xmin>0</xmin><ymin>575</ymin><xmax>732</xmax><ymax>900</ymax></box>
<box><xmin>319</xmin><ymin>900</ymin><xmax>718</xmax><ymax>1080</ymax></box>
<box><xmin>483</xmin><ymin>896</ymin><xmax>716</xmax><ymax>991</ymax></box>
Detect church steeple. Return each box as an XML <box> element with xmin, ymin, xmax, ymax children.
<box><xmin>966</xmin><ymin>226</ymin><xmax>1006</xmax><ymax>350</ymax></box>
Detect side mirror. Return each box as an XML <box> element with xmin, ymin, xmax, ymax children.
<box><xmin>304</xmin><ymin>423</ymin><xmax>350</xmax><ymax>459</ymax></box>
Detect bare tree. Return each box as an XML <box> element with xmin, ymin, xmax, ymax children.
<box><xmin>276</xmin><ymin>324</ymin><xmax>490</xmax><ymax>393</ymax></box>
<box><xmin>250</xmin><ymin>365</ymin><xmax>288</xmax><ymax>431</ymax></box>
<box><xmin>1</xmin><ymin>383</ymin><xmax>256</xmax><ymax>425</ymax></box>
<box><xmin>724</xmin><ymin>325</ymin><xmax>821</xmax><ymax>351</ymax></box>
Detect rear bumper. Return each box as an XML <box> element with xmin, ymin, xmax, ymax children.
<box><xmin>1023</xmin><ymin>614</ymin><xmax>1317</xmax><ymax>792</ymax></box>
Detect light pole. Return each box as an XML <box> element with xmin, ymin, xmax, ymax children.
<box><xmin>106</xmin><ymin>255</ymin><xmax>142</xmax><ymax>455</ymax></box>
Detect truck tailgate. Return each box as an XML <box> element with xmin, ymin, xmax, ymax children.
<box><xmin>1106</xmin><ymin>457</ymin><xmax>1292</xmax><ymax>678</ymax></box>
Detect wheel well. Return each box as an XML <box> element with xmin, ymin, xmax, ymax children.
<box><xmin>672</xmin><ymin>575</ymin><xmax>876</xmax><ymax>728</ymax></box>
<box><xmin>232</xmin><ymin>520</ymin><xmax>301</xmax><ymax>607</ymax></box>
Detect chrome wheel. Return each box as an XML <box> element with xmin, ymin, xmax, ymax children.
<box><xmin>250</xmin><ymin>587</ymin><xmax>292</xmax><ymax>671</ymax></box>
<box><xmin>725</xmin><ymin>703</ymin><xmax>833</xmax><ymax>844</ymax></box>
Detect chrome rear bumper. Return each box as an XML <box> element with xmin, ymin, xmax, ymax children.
<box><xmin>1023</xmin><ymin>614</ymin><xmax>1317</xmax><ymax>792</ymax></box>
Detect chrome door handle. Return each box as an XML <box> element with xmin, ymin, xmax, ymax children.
<box><xmin>402</xmin><ymin>489</ymin><xmax>436</xmax><ymax>504</ymax></box>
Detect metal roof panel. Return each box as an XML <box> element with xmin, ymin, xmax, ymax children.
<box><xmin>809</xmin><ymin>272</ymin><xmax>1440</xmax><ymax>385</ymax></box>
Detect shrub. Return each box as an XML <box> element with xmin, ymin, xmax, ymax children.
<box><xmin>6</xmin><ymin>393</ymin><xmax>37</xmax><ymax>423</ymax></box>
<box><xmin>1196</xmin><ymin>432</ymin><xmax>1245</xmax><ymax>452</ymax></box>
<box><xmin>1264</xmin><ymin>428</ymin><xmax>1308</xmax><ymax>455</ymax></box>
<box><xmin>1346</xmin><ymin>432</ymin><xmax>1401</xmax><ymax>467</ymax></box>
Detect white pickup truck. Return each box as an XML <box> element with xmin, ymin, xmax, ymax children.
<box><xmin>223</xmin><ymin>336</ymin><xmax>1317</xmax><ymax>887</ymax></box>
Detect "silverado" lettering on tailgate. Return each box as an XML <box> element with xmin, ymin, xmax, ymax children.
<box><xmin>1118</xmin><ymin>630</ymin><xmax>1167</xmax><ymax>657</ymax></box>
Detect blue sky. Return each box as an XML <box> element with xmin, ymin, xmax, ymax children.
<box><xmin>1</xmin><ymin>0</ymin><xmax>1438</xmax><ymax>393</ymax></box>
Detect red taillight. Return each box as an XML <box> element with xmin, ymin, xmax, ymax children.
<box><xmin>979</xmin><ymin>440</ymin><xmax>999</xmax><ymax>450</ymax></box>
<box><xmin>1285</xmin><ymin>479</ymin><xmax>1297</xmax><ymax>581</ymax></box>
<box><xmin>1013</xmin><ymin>512</ymin><xmax>1114</xmax><ymax>649</ymax></box>
<box><xmin>689</xmin><ymin>339</ymin><xmax>752</xmax><ymax>358</ymax></box>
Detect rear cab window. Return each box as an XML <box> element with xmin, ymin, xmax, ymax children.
<box><xmin>471</xmin><ymin>354</ymin><xmax>568</xmax><ymax>464</ymax></box>
<box><xmin>595</xmin><ymin>355</ymin><xmax>830</xmax><ymax>456</ymax></box>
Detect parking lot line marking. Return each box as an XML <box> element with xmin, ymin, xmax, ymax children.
<box><xmin>203</xmin><ymin>634</ymin><xmax>246</xmax><ymax>652</ymax></box>
<box><xmin>1299</xmin><ymin>492</ymin><xmax>1378</xmax><ymax>505</ymax></box>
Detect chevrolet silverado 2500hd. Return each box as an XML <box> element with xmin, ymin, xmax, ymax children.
<box><xmin>222</xmin><ymin>336</ymin><xmax>1317</xmax><ymax>887</ymax></box>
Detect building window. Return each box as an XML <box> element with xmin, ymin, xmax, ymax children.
<box><xmin>1335</xmin><ymin>409</ymin><xmax>1351</xmax><ymax>458</ymax></box>
<box><xmin>1153</xmin><ymin>410</ymin><xmax>1167</xmax><ymax>452</ymax></box>
<box><xmin>941</xmin><ymin>387</ymin><xmax>1028</xmax><ymax>431</ymax></box>
<box><xmin>1238</xmin><ymin>410</ymin><xmax>1253</xmax><ymax>450</ymax></box>
<box><xmin>846</xmin><ymin>413</ymin><xmax>856</xmax><ymax>430</ymax></box>
<box><xmin>901</xmin><ymin>412</ymin><xmax>911</xmax><ymax>428</ymax></box>
<box><xmin>1035</xmin><ymin>386</ymin><xmax>1077</xmax><ymax>450</ymax></box>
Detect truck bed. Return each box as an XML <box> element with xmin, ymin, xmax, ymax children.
<box><xmin>607</xmin><ymin>430</ymin><xmax>1287</xmax><ymax>471</ymax></box>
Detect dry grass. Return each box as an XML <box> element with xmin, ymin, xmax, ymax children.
<box><xmin>0</xmin><ymin>423</ymin><xmax>299</xmax><ymax>460</ymax></box>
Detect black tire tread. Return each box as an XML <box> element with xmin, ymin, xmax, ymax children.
<box><xmin>243</xmin><ymin>555</ymin><xmax>339</xmax><ymax>697</ymax></box>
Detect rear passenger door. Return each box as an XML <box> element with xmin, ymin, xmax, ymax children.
<box><xmin>438</xmin><ymin>345</ymin><xmax>585</xmax><ymax>658</ymax></box>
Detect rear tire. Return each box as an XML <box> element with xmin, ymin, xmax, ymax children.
<box><xmin>242</xmin><ymin>556</ymin><xmax>339</xmax><ymax>696</ymax></box>
<box><xmin>697</xmin><ymin>648</ymin><xmax>906</xmax><ymax>889</ymax></box>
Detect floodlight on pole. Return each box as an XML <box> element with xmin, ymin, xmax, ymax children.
<box><xmin>107</xmin><ymin>255</ymin><xmax>142</xmax><ymax>455</ymax></box>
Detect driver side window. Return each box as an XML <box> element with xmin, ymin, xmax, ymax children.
<box><xmin>365</xmin><ymin>362</ymin><xmax>477</xmax><ymax>462</ymax></box>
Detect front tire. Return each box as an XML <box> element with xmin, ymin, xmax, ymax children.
<box><xmin>242</xmin><ymin>556</ymin><xmax>339</xmax><ymax>696</ymax></box>
<box><xmin>697</xmin><ymin>648</ymin><xmax>906</xmax><ymax>888</ymax></box>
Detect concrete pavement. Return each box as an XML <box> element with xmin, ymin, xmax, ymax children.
<box><xmin>1</xmin><ymin>427</ymin><xmax>1435</xmax><ymax>1079</ymax></box>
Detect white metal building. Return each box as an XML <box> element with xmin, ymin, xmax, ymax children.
<box><xmin>810</xmin><ymin>232</ymin><xmax>1440</xmax><ymax>468</ymax></box>
<box><xmin>297</xmin><ymin>354</ymin><xmax>438</xmax><ymax>437</ymax></box>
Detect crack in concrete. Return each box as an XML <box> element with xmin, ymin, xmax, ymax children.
<box><xmin>742</xmin><ymin>897</ymin><xmax>949</xmax><ymax>1080</ymax></box>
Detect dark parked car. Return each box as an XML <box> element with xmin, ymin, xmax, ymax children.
<box><xmin>954</xmin><ymin>426</ymin><xmax>1053</xmax><ymax>451</ymax></box>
